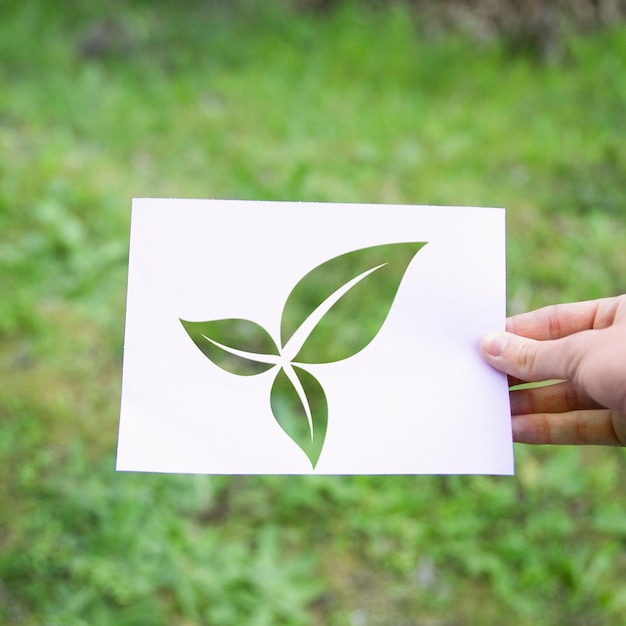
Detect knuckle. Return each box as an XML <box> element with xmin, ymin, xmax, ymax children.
<box><xmin>575</xmin><ymin>413</ymin><xmax>589</xmax><ymax>443</ymax></box>
<box><xmin>538</xmin><ymin>414</ymin><xmax>552</xmax><ymax>444</ymax></box>
<box><xmin>546</xmin><ymin>308</ymin><xmax>563</xmax><ymax>340</ymax></box>
<box><xmin>517</xmin><ymin>341</ymin><xmax>537</xmax><ymax>378</ymax></box>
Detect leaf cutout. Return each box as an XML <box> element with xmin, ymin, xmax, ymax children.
<box><xmin>280</xmin><ymin>242</ymin><xmax>427</xmax><ymax>364</ymax></box>
<box><xmin>180</xmin><ymin>318</ymin><xmax>279</xmax><ymax>376</ymax></box>
<box><xmin>270</xmin><ymin>365</ymin><xmax>328</xmax><ymax>469</ymax></box>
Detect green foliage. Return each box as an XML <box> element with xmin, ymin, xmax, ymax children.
<box><xmin>1</xmin><ymin>1</ymin><xmax>626</xmax><ymax>625</ymax></box>
<box><xmin>0</xmin><ymin>439</ymin><xmax>318</xmax><ymax>625</ymax></box>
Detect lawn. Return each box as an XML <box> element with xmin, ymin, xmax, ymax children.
<box><xmin>1</xmin><ymin>2</ymin><xmax>625</xmax><ymax>624</ymax></box>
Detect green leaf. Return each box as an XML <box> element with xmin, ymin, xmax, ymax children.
<box><xmin>270</xmin><ymin>365</ymin><xmax>328</xmax><ymax>469</ymax></box>
<box><xmin>180</xmin><ymin>318</ymin><xmax>279</xmax><ymax>376</ymax></box>
<box><xmin>280</xmin><ymin>242</ymin><xmax>427</xmax><ymax>363</ymax></box>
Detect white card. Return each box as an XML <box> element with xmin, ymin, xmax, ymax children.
<box><xmin>117</xmin><ymin>199</ymin><xmax>513</xmax><ymax>475</ymax></box>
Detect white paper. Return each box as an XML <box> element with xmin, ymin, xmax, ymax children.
<box><xmin>117</xmin><ymin>199</ymin><xmax>513</xmax><ymax>475</ymax></box>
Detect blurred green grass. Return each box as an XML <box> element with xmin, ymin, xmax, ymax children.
<box><xmin>1</xmin><ymin>2</ymin><xmax>626</xmax><ymax>625</ymax></box>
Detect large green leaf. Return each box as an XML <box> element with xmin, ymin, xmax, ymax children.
<box><xmin>280</xmin><ymin>242</ymin><xmax>427</xmax><ymax>364</ymax></box>
<box><xmin>179</xmin><ymin>318</ymin><xmax>279</xmax><ymax>375</ymax></box>
<box><xmin>270</xmin><ymin>365</ymin><xmax>328</xmax><ymax>469</ymax></box>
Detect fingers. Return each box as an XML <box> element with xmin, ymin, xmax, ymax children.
<box><xmin>509</xmin><ymin>383</ymin><xmax>623</xmax><ymax>445</ymax></box>
<box><xmin>480</xmin><ymin>331</ymin><xmax>580</xmax><ymax>383</ymax></box>
<box><xmin>512</xmin><ymin>410</ymin><xmax>626</xmax><ymax>446</ymax></box>
<box><xmin>506</xmin><ymin>296</ymin><xmax>624</xmax><ymax>340</ymax></box>
<box><xmin>510</xmin><ymin>381</ymin><xmax>603</xmax><ymax>416</ymax></box>
<box><xmin>481</xmin><ymin>296</ymin><xmax>626</xmax><ymax>447</ymax></box>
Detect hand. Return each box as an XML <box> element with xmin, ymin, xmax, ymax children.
<box><xmin>479</xmin><ymin>296</ymin><xmax>626</xmax><ymax>446</ymax></box>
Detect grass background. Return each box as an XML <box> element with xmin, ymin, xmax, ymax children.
<box><xmin>1</xmin><ymin>1</ymin><xmax>626</xmax><ymax>624</ymax></box>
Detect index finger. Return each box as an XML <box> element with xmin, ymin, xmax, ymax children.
<box><xmin>506</xmin><ymin>296</ymin><xmax>622</xmax><ymax>341</ymax></box>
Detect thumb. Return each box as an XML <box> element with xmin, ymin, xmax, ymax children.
<box><xmin>479</xmin><ymin>331</ymin><xmax>575</xmax><ymax>383</ymax></box>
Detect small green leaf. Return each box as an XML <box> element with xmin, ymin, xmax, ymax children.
<box><xmin>270</xmin><ymin>365</ymin><xmax>328</xmax><ymax>469</ymax></box>
<box><xmin>180</xmin><ymin>318</ymin><xmax>279</xmax><ymax>375</ymax></box>
<box><xmin>280</xmin><ymin>242</ymin><xmax>427</xmax><ymax>363</ymax></box>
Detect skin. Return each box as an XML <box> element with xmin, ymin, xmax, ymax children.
<box><xmin>479</xmin><ymin>295</ymin><xmax>626</xmax><ymax>446</ymax></box>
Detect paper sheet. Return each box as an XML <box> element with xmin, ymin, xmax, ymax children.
<box><xmin>117</xmin><ymin>199</ymin><xmax>513</xmax><ymax>475</ymax></box>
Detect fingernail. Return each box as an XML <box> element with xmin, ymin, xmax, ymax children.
<box><xmin>511</xmin><ymin>415</ymin><xmax>537</xmax><ymax>444</ymax></box>
<box><xmin>511</xmin><ymin>415</ymin><xmax>523</xmax><ymax>442</ymax></box>
<box><xmin>481</xmin><ymin>332</ymin><xmax>508</xmax><ymax>358</ymax></box>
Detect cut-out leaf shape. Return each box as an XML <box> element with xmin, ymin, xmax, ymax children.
<box><xmin>179</xmin><ymin>318</ymin><xmax>279</xmax><ymax>375</ymax></box>
<box><xmin>281</xmin><ymin>242</ymin><xmax>427</xmax><ymax>363</ymax></box>
<box><xmin>270</xmin><ymin>365</ymin><xmax>328</xmax><ymax>469</ymax></box>
<box><xmin>180</xmin><ymin>241</ymin><xmax>427</xmax><ymax>468</ymax></box>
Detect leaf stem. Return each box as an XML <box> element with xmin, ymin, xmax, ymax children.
<box><xmin>281</xmin><ymin>363</ymin><xmax>314</xmax><ymax>441</ymax></box>
<box><xmin>200</xmin><ymin>334</ymin><xmax>281</xmax><ymax>366</ymax></box>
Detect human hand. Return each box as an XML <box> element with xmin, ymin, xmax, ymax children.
<box><xmin>479</xmin><ymin>295</ymin><xmax>626</xmax><ymax>446</ymax></box>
